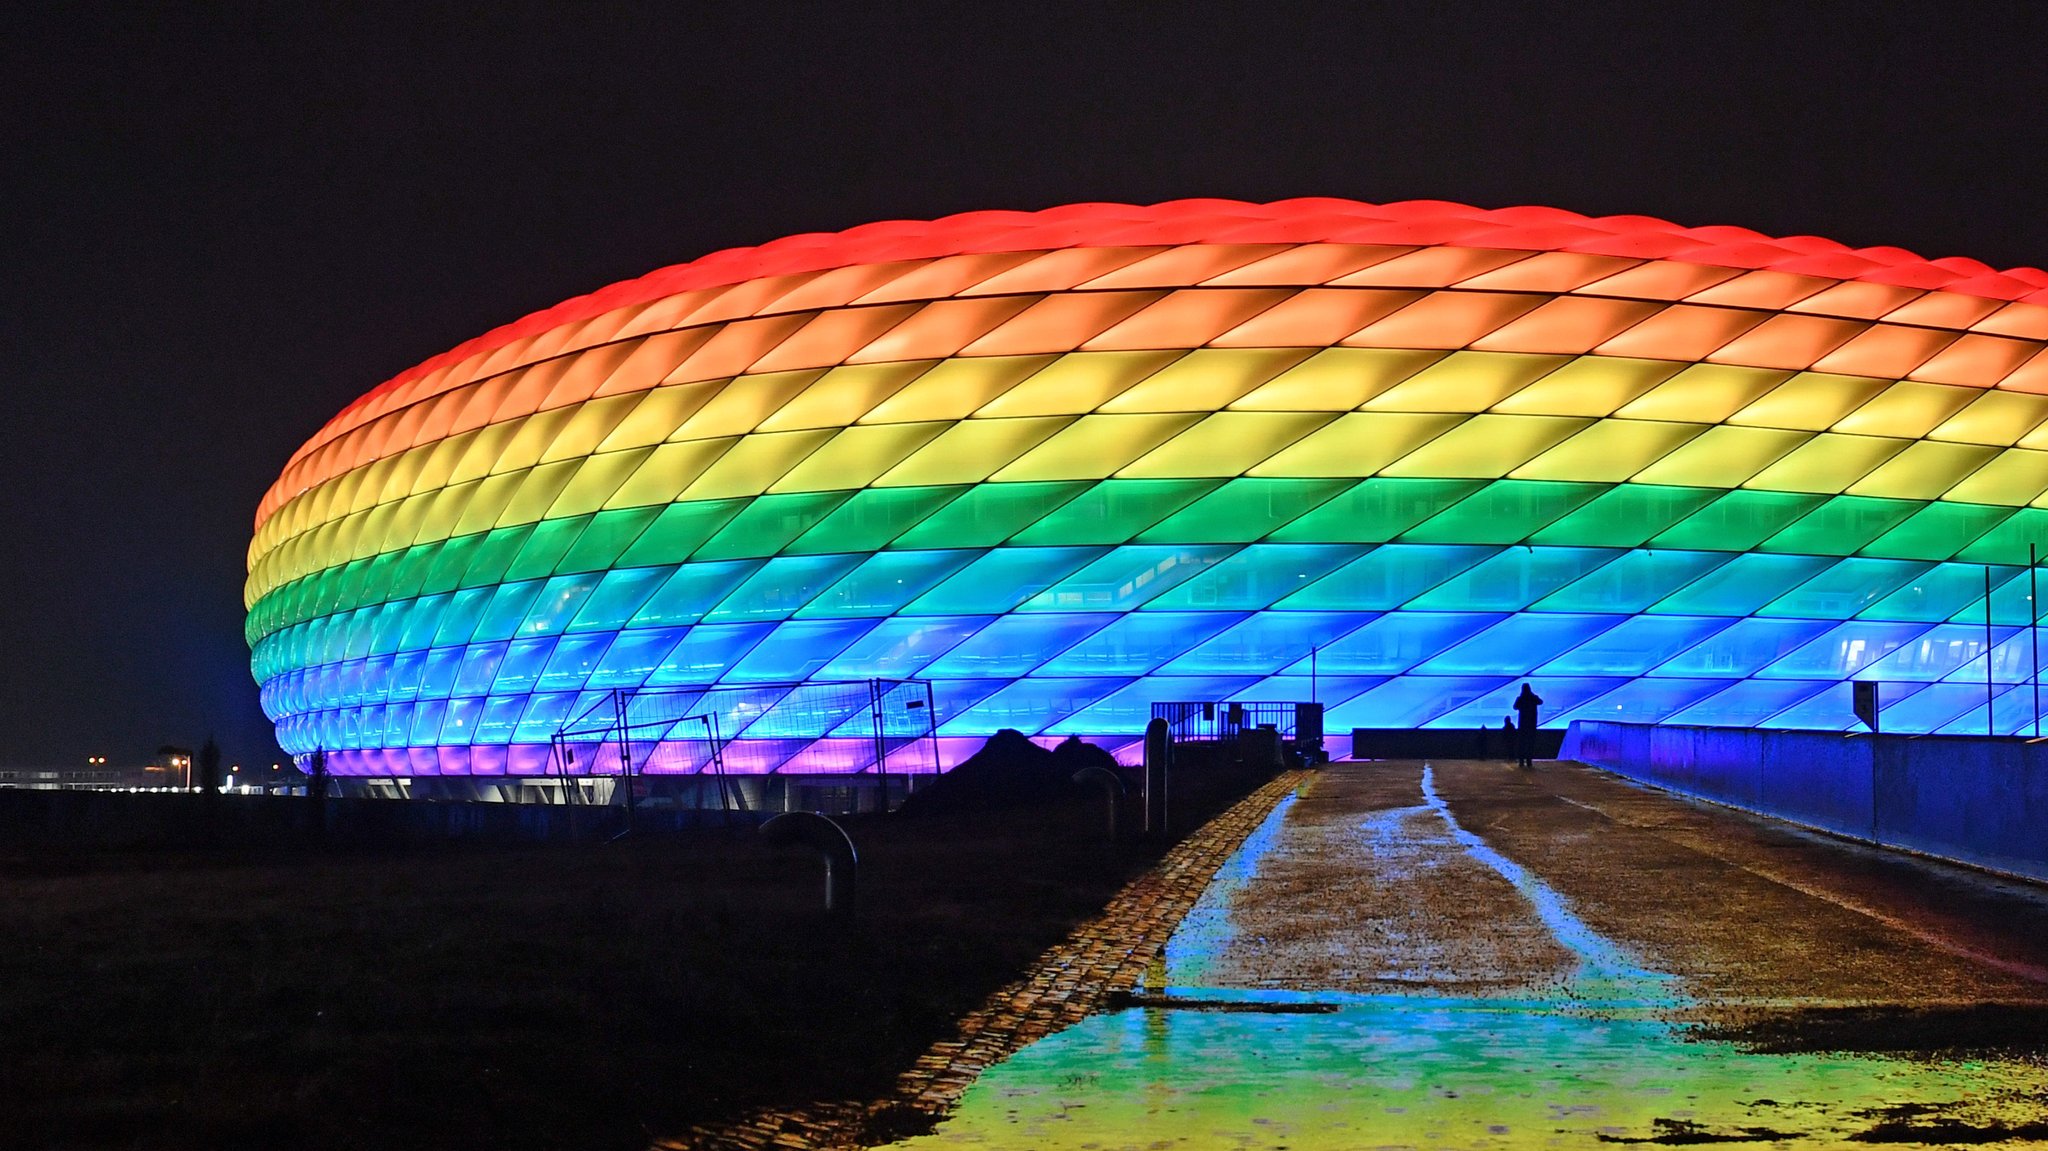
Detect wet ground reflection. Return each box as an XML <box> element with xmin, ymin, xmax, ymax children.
<box><xmin>882</xmin><ymin>996</ymin><xmax>2046</xmax><ymax>1147</ymax></box>
<box><xmin>879</xmin><ymin>766</ymin><xmax>2048</xmax><ymax>1148</ymax></box>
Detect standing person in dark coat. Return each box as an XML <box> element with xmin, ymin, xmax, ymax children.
<box><xmin>1513</xmin><ymin>684</ymin><xmax>1544</xmax><ymax>769</ymax></box>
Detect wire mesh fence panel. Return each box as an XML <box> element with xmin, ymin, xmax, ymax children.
<box><xmin>552</xmin><ymin>679</ymin><xmax>939</xmax><ymax>778</ymax></box>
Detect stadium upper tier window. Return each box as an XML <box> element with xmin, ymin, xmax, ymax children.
<box><xmin>247</xmin><ymin>199</ymin><xmax>2048</xmax><ymax>776</ymax></box>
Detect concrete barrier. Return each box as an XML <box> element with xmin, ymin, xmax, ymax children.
<box><xmin>1563</xmin><ymin>721</ymin><xmax>2048</xmax><ymax>884</ymax></box>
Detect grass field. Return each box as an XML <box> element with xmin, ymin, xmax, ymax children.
<box><xmin>0</xmin><ymin>770</ymin><xmax>1253</xmax><ymax>1150</ymax></box>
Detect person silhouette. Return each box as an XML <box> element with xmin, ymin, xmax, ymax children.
<box><xmin>1513</xmin><ymin>684</ymin><xmax>1544</xmax><ymax>769</ymax></box>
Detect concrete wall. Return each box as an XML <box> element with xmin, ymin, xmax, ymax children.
<box><xmin>1563</xmin><ymin>721</ymin><xmax>2048</xmax><ymax>884</ymax></box>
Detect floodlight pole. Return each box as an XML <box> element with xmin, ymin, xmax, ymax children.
<box><xmin>2034</xmin><ymin>544</ymin><xmax>2042</xmax><ymax>739</ymax></box>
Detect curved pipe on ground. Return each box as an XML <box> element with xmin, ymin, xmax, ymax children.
<box><xmin>760</xmin><ymin>812</ymin><xmax>858</xmax><ymax>915</ymax></box>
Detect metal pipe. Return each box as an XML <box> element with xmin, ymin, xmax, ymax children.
<box><xmin>1144</xmin><ymin>717</ymin><xmax>1171</xmax><ymax>840</ymax></box>
<box><xmin>760</xmin><ymin>812</ymin><xmax>858</xmax><ymax>915</ymax></box>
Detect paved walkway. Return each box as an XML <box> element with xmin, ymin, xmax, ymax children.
<box><xmin>883</xmin><ymin>760</ymin><xmax>2048</xmax><ymax>1148</ymax></box>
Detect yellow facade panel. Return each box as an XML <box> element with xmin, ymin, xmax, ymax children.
<box><xmin>602</xmin><ymin>438</ymin><xmax>737</xmax><ymax>509</ymax></box>
<box><xmin>534</xmin><ymin>393</ymin><xmax>644</xmax><ymax>464</ymax></box>
<box><xmin>1098</xmin><ymin>348</ymin><xmax>1313</xmax><ymax>413</ymax></box>
<box><xmin>676</xmin><ymin>429</ymin><xmax>836</xmax><ymax>501</ymax></box>
<box><xmin>669</xmin><ymin>372</ymin><xmax>822</xmax><ymax>441</ymax></box>
<box><xmin>989</xmin><ymin>413</ymin><xmax>1205</xmax><ymax>481</ymax></box>
<box><xmin>1727</xmin><ymin>372</ymin><xmax>1890</xmax><ymax>431</ymax></box>
<box><xmin>973</xmin><ymin>351</ymin><xmax>1184</xmax><ymax>417</ymax></box>
<box><xmin>1846</xmin><ymin>441</ymin><xmax>2000</xmax><ymax>500</ymax></box>
<box><xmin>1228</xmin><ymin>348</ymin><xmax>1446</xmax><ymax>411</ymax></box>
<box><xmin>1946</xmin><ymin>449</ymin><xmax>2048</xmax><ymax>506</ymax></box>
<box><xmin>1364</xmin><ymin>352</ymin><xmax>1570</xmax><ymax>413</ymax></box>
<box><xmin>544</xmin><ymin>447</ymin><xmax>657</xmax><ymax>520</ymax></box>
<box><xmin>1614</xmin><ymin>364</ymin><xmax>1793</xmax><ymax>424</ymax></box>
<box><xmin>447</xmin><ymin>421</ymin><xmax>524</xmax><ymax>486</ymax></box>
<box><xmin>1116</xmin><ymin>412</ymin><xmax>1338</xmax><ymax>478</ymax></box>
<box><xmin>594</xmin><ymin>384</ymin><xmax>720</xmax><ymax>453</ymax></box>
<box><xmin>1831</xmin><ymin>381</ymin><xmax>1979</xmax><ymax>439</ymax></box>
<box><xmin>498</xmin><ymin>460</ymin><xmax>584</xmax><ymax>527</ymax></box>
<box><xmin>413</xmin><ymin>480</ymin><xmax>482</xmax><ymax>547</ymax></box>
<box><xmin>1246</xmin><ymin>412</ymin><xmax>1464</xmax><ymax>477</ymax></box>
<box><xmin>489</xmin><ymin>407</ymin><xmax>579</xmax><ymax>475</ymax></box>
<box><xmin>1742</xmin><ymin>433</ymin><xmax>1909</xmax><ymax>494</ymax></box>
<box><xmin>1377</xmin><ymin>415</ymin><xmax>1594</xmax><ymax>479</ymax></box>
<box><xmin>451</xmin><ymin>470</ymin><xmax>528</xmax><ymax>537</ymax></box>
<box><xmin>768</xmin><ymin>422</ymin><xmax>951</xmax><ymax>493</ymax></box>
<box><xmin>872</xmin><ymin>416</ymin><xmax>1073</xmax><ymax>486</ymax></box>
<box><xmin>755</xmin><ymin>361</ymin><xmax>933</xmax><ymax>431</ymax></box>
<box><xmin>1510</xmin><ymin>420</ymin><xmax>1706</xmax><ymax>483</ymax></box>
<box><xmin>1928</xmin><ymin>390</ymin><xmax>2048</xmax><ymax>447</ymax></box>
<box><xmin>857</xmin><ymin>356</ymin><xmax>1054</xmax><ymax>424</ymax></box>
<box><xmin>1488</xmin><ymin>355</ymin><xmax>1683</xmax><ymax>417</ymax></box>
<box><xmin>1631</xmin><ymin>426</ymin><xmax>1809</xmax><ymax>488</ymax></box>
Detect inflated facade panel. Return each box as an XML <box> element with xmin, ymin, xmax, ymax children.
<box><xmin>247</xmin><ymin>199</ymin><xmax>2048</xmax><ymax>775</ymax></box>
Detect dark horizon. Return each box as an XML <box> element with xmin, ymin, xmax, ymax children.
<box><xmin>5</xmin><ymin>1</ymin><xmax>2048</xmax><ymax>767</ymax></box>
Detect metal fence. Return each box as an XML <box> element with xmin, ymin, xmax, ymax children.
<box><xmin>551</xmin><ymin>679</ymin><xmax>939</xmax><ymax>808</ymax></box>
<box><xmin>1152</xmin><ymin>700</ymin><xmax>1323</xmax><ymax>745</ymax></box>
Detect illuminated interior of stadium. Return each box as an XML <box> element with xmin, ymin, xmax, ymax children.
<box><xmin>246</xmin><ymin>199</ymin><xmax>2048</xmax><ymax>780</ymax></box>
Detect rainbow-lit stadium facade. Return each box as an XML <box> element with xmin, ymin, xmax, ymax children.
<box><xmin>248</xmin><ymin>199</ymin><xmax>2048</xmax><ymax>780</ymax></box>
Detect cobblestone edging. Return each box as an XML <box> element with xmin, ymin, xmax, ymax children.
<box><xmin>663</xmin><ymin>769</ymin><xmax>1311</xmax><ymax>1151</ymax></box>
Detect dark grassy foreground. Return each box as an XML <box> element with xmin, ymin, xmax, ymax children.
<box><xmin>0</xmin><ymin>768</ymin><xmax>1256</xmax><ymax>1151</ymax></box>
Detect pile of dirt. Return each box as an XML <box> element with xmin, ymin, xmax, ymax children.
<box><xmin>898</xmin><ymin>731</ymin><xmax>1122</xmax><ymax>816</ymax></box>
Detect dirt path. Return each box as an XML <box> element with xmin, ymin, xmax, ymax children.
<box><xmin>1427</xmin><ymin>758</ymin><xmax>2048</xmax><ymax>1013</ymax></box>
<box><xmin>1178</xmin><ymin>763</ymin><xmax>1580</xmax><ymax>997</ymax></box>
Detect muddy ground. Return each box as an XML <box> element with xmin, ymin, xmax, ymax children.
<box><xmin>1210</xmin><ymin>759</ymin><xmax>2048</xmax><ymax>1049</ymax></box>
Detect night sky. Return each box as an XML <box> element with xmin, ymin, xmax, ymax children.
<box><xmin>5</xmin><ymin>2</ymin><xmax>2047</xmax><ymax>769</ymax></box>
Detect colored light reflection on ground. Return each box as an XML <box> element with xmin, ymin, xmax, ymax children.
<box><xmin>883</xmin><ymin>996</ymin><xmax>2046</xmax><ymax>1147</ymax></box>
<box><xmin>884</xmin><ymin>768</ymin><xmax>2048</xmax><ymax>1148</ymax></box>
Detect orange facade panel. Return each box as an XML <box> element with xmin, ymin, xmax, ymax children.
<box><xmin>1201</xmin><ymin>243</ymin><xmax>1412</xmax><ymax>287</ymax></box>
<box><xmin>1706</xmin><ymin>313</ymin><xmax>1867</xmax><ymax>371</ymax></box>
<box><xmin>1886</xmin><ymin>289</ymin><xmax>2005</xmax><ymax>329</ymax></box>
<box><xmin>1077</xmin><ymin>244</ymin><xmax>1292</xmax><ymax>289</ymax></box>
<box><xmin>746</xmin><ymin>304</ymin><xmax>921</xmax><ymax>374</ymax></box>
<box><xmin>1909</xmin><ymin>333</ymin><xmax>2046</xmax><ymax>387</ymax></box>
<box><xmin>1809</xmin><ymin>324</ymin><xmax>1958</xmax><ymax>379</ymax></box>
<box><xmin>1593</xmin><ymin>305</ymin><xmax>1769</xmax><ymax>361</ymax></box>
<box><xmin>1329</xmin><ymin>246</ymin><xmax>1530</xmax><ymax>288</ymax></box>
<box><xmin>1996</xmin><ymin>349</ymin><xmax>2048</xmax><ymax>395</ymax></box>
<box><xmin>958</xmin><ymin>291</ymin><xmax>1166</xmax><ymax>356</ymax></box>
<box><xmin>850</xmin><ymin>250</ymin><xmax>1044</xmax><ymax>304</ymax></box>
<box><xmin>1685</xmin><ymin>270</ymin><xmax>1835</xmax><ymax>310</ymax></box>
<box><xmin>1785</xmin><ymin>280</ymin><xmax>1926</xmax><ymax>320</ymax></box>
<box><xmin>958</xmin><ymin>247</ymin><xmax>1164</xmax><ymax>296</ymax></box>
<box><xmin>1467</xmin><ymin>296</ymin><xmax>1662</xmax><ymax>355</ymax></box>
<box><xmin>1206</xmin><ymin>288</ymin><xmax>1423</xmax><ymax>348</ymax></box>
<box><xmin>845</xmin><ymin>295</ymin><xmax>1041</xmax><ymax>364</ymax></box>
<box><xmin>1974</xmin><ymin>302</ymin><xmax>2048</xmax><ymax>341</ymax></box>
<box><xmin>664</xmin><ymin>313</ymin><xmax>817</xmax><ymax>384</ymax></box>
<box><xmin>1081</xmin><ymin>288</ymin><xmax>1293</xmax><ymax>351</ymax></box>
<box><xmin>1342</xmin><ymin>291</ymin><xmax>1547</xmax><ymax>350</ymax></box>
<box><xmin>1575</xmin><ymin>259</ymin><xmax>1741</xmax><ymax>302</ymax></box>
<box><xmin>1455</xmin><ymin>251</ymin><xmax>1642</xmax><ymax>293</ymax></box>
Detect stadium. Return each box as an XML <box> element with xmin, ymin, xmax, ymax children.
<box><xmin>246</xmin><ymin>199</ymin><xmax>2048</xmax><ymax>799</ymax></box>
